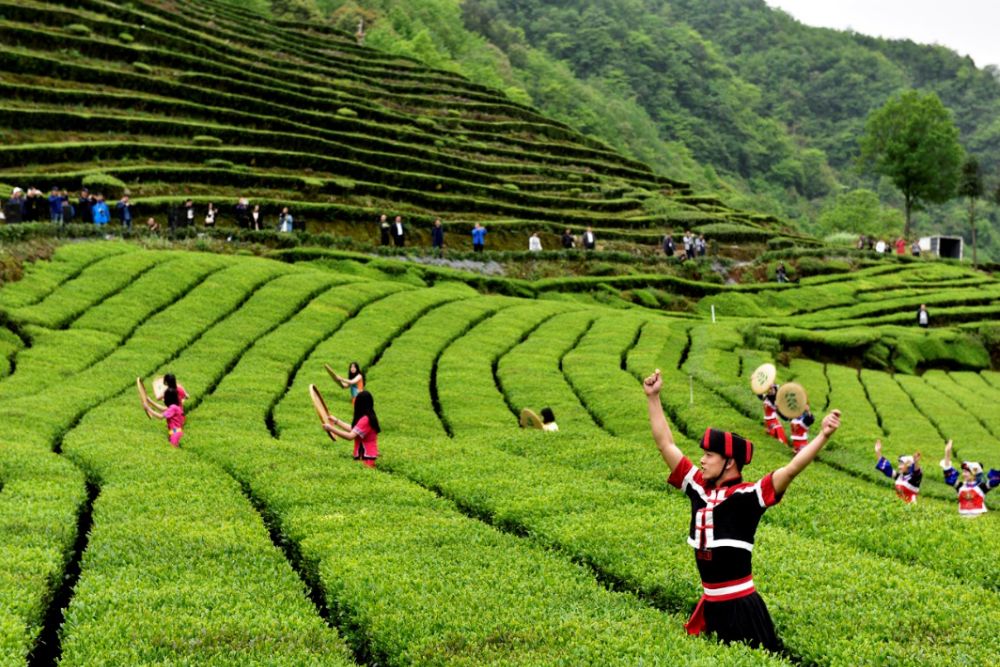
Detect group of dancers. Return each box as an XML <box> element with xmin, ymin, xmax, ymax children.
<box><xmin>138</xmin><ymin>363</ymin><xmax>381</xmax><ymax>467</ymax></box>
<box><xmin>320</xmin><ymin>362</ymin><xmax>381</xmax><ymax>468</ymax></box>
<box><xmin>758</xmin><ymin>382</ymin><xmax>999</xmax><ymax>514</ymax></box>
<box><xmin>131</xmin><ymin>357</ymin><xmax>991</xmax><ymax>656</ymax></box>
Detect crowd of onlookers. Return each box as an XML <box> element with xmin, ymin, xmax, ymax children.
<box><xmin>2</xmin><ymin>186</ymin><xmax>133</xmax><ymax>227</ymax></box>
<box><xmin>857</xmin><ymin>234</ymin><xmax>921</xmax><ymax>257</ymax></box>
<box><xmin>382</xmin><ymin>214</ymin><xmax>709</xmax><ymax>259</ymax></box>
<box><xmin>2</xmin><ymin>186</ymin><xmax>298</xmax><ymax>233</ymax></box>
<box><xmin>4</xmin><ymin>186</ymin><xmax>718</xmax><ymax>260</ymax></box>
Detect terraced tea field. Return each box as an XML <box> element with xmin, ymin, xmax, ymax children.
<box><xmin>1</xmin><ymin>242</ymin><xmax>998</xmax><ymax>666</ymax></box>
<box><xmin>0</xmin><ymin>0</ymin><xmax>807</xmax><ymax>251</ymax></box>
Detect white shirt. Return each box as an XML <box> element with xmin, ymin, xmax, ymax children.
<box><xmin>529</xmin><ymin>236</ymin><xmax>542</xmax><ymax>251</ymax></box>
<box><xmin>395</xmin><ymin>222</ymin><xmax>403</xmax><ymax>235</ymax></box>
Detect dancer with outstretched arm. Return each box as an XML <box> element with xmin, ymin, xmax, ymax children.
<box><xmin>645</xmin><ymin>368</ymin><xmax>841</xmax><ymax>652</ymax></box>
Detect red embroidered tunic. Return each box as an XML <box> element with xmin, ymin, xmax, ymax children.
<box><xmin>667</xmin><ymin>456</ymin><xmax>783</xmax><ymax>650</ymax></box>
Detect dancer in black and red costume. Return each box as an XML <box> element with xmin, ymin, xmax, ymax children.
<box><xmin>644</xmin><ymin>369</ymin><xmax>841</xmax><ymax>652</ymax></box>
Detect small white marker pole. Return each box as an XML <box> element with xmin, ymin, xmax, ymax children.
<box><xmin>711</xmin><ymin>304</ymin><xmax>716</xmax><ymax>323</ymax></box>
<box><xmin>689</xmin><ymin>375</ymin><xmax>694</xmax><ymax>404</ymax></box>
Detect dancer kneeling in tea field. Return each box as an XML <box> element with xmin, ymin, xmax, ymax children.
<box><xmin>940</xmin><ymin>439</ymin><xmax>1000</xmax><ymax>516</ymax></box>
<box><xmin>146</xmin><ymin>385</ymin><xmax>186</xmax><ymax>448</ymax></box>
<box><xmin>323</xmin><ymin>390</ymin><xmax>380</xmax><ymax>468</ymax></box>
<box><xmin>645</xmin><ymin>368</ymin><xmax>841</xmax><ymax>651</ymax></box>
<box><xmin>874</xmin><ymin>439</ymin><xmax>922</xmax><ymax>503</ymax></box>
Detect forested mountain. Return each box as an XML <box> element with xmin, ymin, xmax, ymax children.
<box><xmin>300</xmin><ymin>0</ymin><xmax>1000</xmax><ymax>260</ymax></box>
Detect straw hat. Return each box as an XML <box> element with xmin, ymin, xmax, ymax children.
<box><xmin>750</xmin><ymin>363</ymin><xmax>777</xmax><ymax>395</ymax></box>
<box><xmin>775</xmin><ymin>382</ymin><xmax>808</xmax><ymax>419</ymax></box>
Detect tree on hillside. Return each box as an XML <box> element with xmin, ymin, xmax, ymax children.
<box><xmin>817</xmin><ymin>189</ymin><xmax>901</xmax><ymax>237</ymax></box>
<box><xmin>859</xmin><ymin>90</ymin><xmax>964</xmax><ymax>238</ymax></box>
<box><xmin>958</xmin><ymin>156</ymin><xmax>984</xmax><ymax>266</ymax></box>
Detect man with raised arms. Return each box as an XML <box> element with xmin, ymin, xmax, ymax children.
<box><xmin>644</xmin><ymin>368</ymin><xmax>841</xmax><ymax>652</ymax></box>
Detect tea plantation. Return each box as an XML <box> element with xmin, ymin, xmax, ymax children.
<box><xmin>3</xmin><ymin>1</ymin><xmax>1000</xmax><ymax>665</ymax></box>
<box><xmin>0</xmin><ymin>241</ymin><xmax>998</xmax><ymax>666</ymax></box>
<box><xmin>0</xmin><ymin>0</ymin><xmax>809</xmax><ymax>250</ymax></box>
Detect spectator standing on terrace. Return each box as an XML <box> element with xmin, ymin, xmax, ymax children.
<box><xmin>895</xmin><ymin>237</ymin><xmax>907</xmax><ymax>255</ymax></box>
<box><xmin>23</xmin><ymin>187</ymin><xmax>43</xmax><ymax>222</ymax></box>
<box><xmin>697</xmin><ymin>234</ymin><xmax>707</xmax><ymax>257</ymax></box>
<box><xmin>250</xmin><ymin>204</ymin><xmax>264</xmax><ymax>231</ymax></box>
<box><xmin>322</xmin><ymin>389</ymin><xmax>380</xmax><ymax>468</ymax></box>
<box><xmin>916</xmin><ymin>304</ymin><xmax>930</xmax><ymax>328</ymax></box>
<box><xmin>940</xmin><ymin>439</ymin><xmax>999</xmax><ymax>516</ymax></box>
<box><xmin>683</xmin><ymin>230</ymin><xmax>695</xmax><ymax>260</ymax></box>
<box><xmin>204</xmin><ymin>203</ymin><xmax>218</xmax><ymax>227</ymax></box>
<box><xmin>758</xmin><ymin>384</ymin><xmax>788</xmax><ymax>445</ymax></box>
<box><xmin>582</xmin><ymin>227</ymin><xmax>596</xmax><ymax>251</ymax></box>
<box><xmin>431</xmin><ymin>218</ymin><xmax>445</xmax><ymax>254</ymax></box>
<box><xmin>379</xmin><ymin>214</ymin><xmax>390</xmax><ymax>246</ymax></box>
<box><xmin>279</xmin><ymin>207</ymin><xmax>294</xmax><ymax>233</ymax></box>
<box><xmin>182</xmin><ymin>199</ymin><xmax>196</xmax><ymax>227</ymax></box>
<box><xmin>775</xmin><ymin>264</ymin><xmax>789</xmax><ymax>284</ymax></box>
<box><xmin>48</xmin><ymin>186</ymin><xmax>64</xmax><ymax>224</ymax></box>
<box><xmin>60</xmin><ymin>191</ymin><xmax>74</xmax><ymax>225</ymax></box>
<box><xmin>561</xmin><ymin>228</ymin><xmax>575</xmax><ymax>249</ymax></box>
<box><xmin>528</xmin><ymin>231</ymin><xmax>543</xmax><ymax>252</ymax></box>
<box><xmin>874</xmin><ymin>439</ymin><xmax>922</xmax><ymax>503</ymax></box>
<box><xmin>77</xmin><ymin>188</ymin><xmax>93</xmax><ymax>224</ymax></box>
<box><xmin>644</xmin><ymin>368</ymin><xmax>841</xmax><ymax>651</ymax></box>
<box><xmin>235</xmin><ymin>197</ymin><xmax>250</xmax><ymax>229</ymax></box>
<box><xmin>392</xmin><ymin>215</ymin><xmax>405</xmax><ymax>247</ymax></box>
<box><xmin>662</xmin><ymin>230</ymin><xmax>676</xmax><ymax>258</ymax></box>
<box><xmin>116</xmin><ymin>195</ymin><xmax>134</xmax><ymax>231</ymax></box>
<box><xmin>3</xmin><ymin>187</ymin><xmax>25</xmax><ymax>223</ymax></box>
<box><xmin>145</xmin><ymin>385</ymin><xmax>186</xmax><ymax>448</ymax></box>
<box><xmin>471</xmin><ymin>222</ymin><xmax>487</xmax><ymax>252</ymax></box>
<box><xmin>856</xmin><ymin>234</ymin><xmax>866</xmax><ymax>250</ymax></box>
<box><xmin>911</xmin><ymin>239</ymin><xmax>921</xmax><ymax>257</ymax></box>
<box><xmin>91</xmin><ymin>194</ymin><xmax>110</xmax><ymax>226</ymax></box>
<box><xmin>145</xmin><ymin>217</ymin><xmax>160</xmax><ymax>234</ymax></box>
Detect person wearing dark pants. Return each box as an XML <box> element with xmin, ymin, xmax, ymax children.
<box><xmin>471</xmin><ymin>222</ymin><xmax>486</xmax><ymax>252</ymax></box>
<box><xmin>379</xmin><ymin>214</ymin><xmax>390</xmax><ymax>246</ymax></box>
<box><xmin>392</xmin><ymin>215</ymin><xmax>405</xmax><ymax>247</ymax></box>
<box><xmin>431</xmin><ymin>218</ymin><xmax>444</xmax><ymax>254</ymax></box>
<box><xmin>116</xmin><ymin>195</ymin><xmax>134</xmax><ymax>231</ymax></box>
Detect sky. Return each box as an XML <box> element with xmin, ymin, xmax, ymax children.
<box><xmin>764</xmin><ymin>0</ymin><xmax>1000</xmax><ymax>69</ymax></box>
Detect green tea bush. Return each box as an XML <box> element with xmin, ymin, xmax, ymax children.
<box><xmin>65</xmin><ymin>23</ymin><xmax>92</xmax><ymax>36</ymax></box>
<box><xmin>192</xmin><ymin>134</ymin><xmax>223</xmax><ymax>146</ymax></box>
<box><xmin>80</xmin><ymin>172</ymin><xmax>127</xmax><ymax>199</ymax></box>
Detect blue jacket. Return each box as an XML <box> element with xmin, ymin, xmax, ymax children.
<box><xmin>92</xmin><ymin>201</ymin><xmax>110</xmax><ymax>224</ymax></box>
<box><xmin>48</xmin><ymin>194</ymin><xmax>64</xmax><ymax>216</ymax></box>
<box><xmin>116</xmin><ymin>201</ymin><xmax>133</xmax><ymax>223</ymax></box>
<box><xmin>471</xmin><ymin>226</ymin><xmax>486</xmax><ymax>245</ymax></box>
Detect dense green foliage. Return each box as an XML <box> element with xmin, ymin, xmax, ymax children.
<box><xmin>0</xmin><ymin>0</ymin><xmax>805</xmax><ymax>255</ymax></box>
<box><xmin>1</xmin><ymin>241</ymin><xmax>999</xmax><ymax>665</ymax></box>
<box><xmin>859</xmin><ymin>91</ymin><xmax>965</xmax><ymax>236</ymax></box>
<box><xmin>314</xmin><ymin>0</ymin><xmax>1000</xmax><ymax>258</ymax></box>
